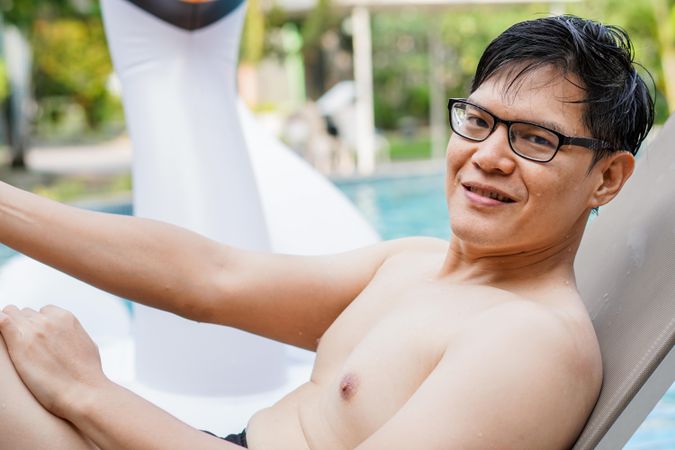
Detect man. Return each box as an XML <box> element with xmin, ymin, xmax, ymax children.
<box><xmin>0</xmin><ymin>15</ymin><xmax>654</xmax><ymax>450</ymax></box>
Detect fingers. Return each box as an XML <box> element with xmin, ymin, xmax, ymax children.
<box><xmin>0</xmin><ymin>305</ymin><xmax>21</xmax><ymax>342</ymax></box>
<box><xmin>20</xmin><ymin>307</ymin><xmax>41</xmax><ymax>322</ymax></box>
<box><xmin>40</xmin><ymin>304</ymin><xmax>65</xmax><ymax>315</ymax></box>
<box><xmin>2</xmin><ymin>304</ymin><xmax>70</xmax><ymax>320</ymax></box>
<box><xmin>2</xmin><ymin>304</ymin><xmax>21</xmax><ymax>316</ymax></box>
<box><xmin>0</xmin><ymin>305</ymin><xmax>75</xmax><ymax>342</ymax></box>
<box><xmin>3</xmin><ymin>305</ymin><xmax>41</xmax><ymax>325</ymax></box>
<box><xmin>40</xmin><ymin>304</ymin><xmax>72</xmax><ymax>321</ymax></box>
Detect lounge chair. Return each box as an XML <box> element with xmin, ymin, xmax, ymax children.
<box><xmin>572</xmin><ymin>114</ymin><xmax>675</xmax><ymax>449</ymax></box>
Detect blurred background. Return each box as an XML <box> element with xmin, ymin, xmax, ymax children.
<box><xmin>0</xmin><ymin>0</ymin><xmax>671</xmax><ymax>195</ymax></box>
<box><xmin>0</xmin><ymin>0</ymin><xmax>671</xmax><ymax>447</ymax></box>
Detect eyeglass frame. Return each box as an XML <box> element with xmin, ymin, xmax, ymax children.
<box><xmin>447</xmin><ymin>98</ymin><xmax>613</xmax><ymax>163</ymax></box>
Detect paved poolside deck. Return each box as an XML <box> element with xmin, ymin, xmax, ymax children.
<box><xmin>1</xmin><ymin>135</ymin><xmax>445</xmax><ymax>186</ymax></box>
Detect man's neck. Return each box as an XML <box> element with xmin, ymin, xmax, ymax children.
<box><xmin>437</xmin><ymin>219</ymin><xmax>587</xmax><ymax>290</ymax></box>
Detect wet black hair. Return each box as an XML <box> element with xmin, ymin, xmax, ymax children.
<box><xmin>471</xmin><ymin>15</ymin><xmax>655</xmax><ymax>162</ymax></box>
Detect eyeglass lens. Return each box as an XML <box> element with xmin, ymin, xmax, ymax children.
<box><xmin>450</xmin><ymin>102</ymin><xmax>560</xmax><ymax>162</ymax></box>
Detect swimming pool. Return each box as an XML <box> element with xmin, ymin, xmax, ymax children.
<box><xmin>0</xmin><ymin>173</ymin><xmax>672</xmax><ymax>447</ymax></box>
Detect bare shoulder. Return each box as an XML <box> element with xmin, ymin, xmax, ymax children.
<box><xmin>475</xmin><ymin>296</ymin><xmax>602</xmax><ymax>382</ymax></box>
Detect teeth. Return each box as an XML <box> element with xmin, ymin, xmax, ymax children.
<box><xmin>468</xmin><ymin>186</ymin><xmax>511</xmax><ymax>202</ymax></box>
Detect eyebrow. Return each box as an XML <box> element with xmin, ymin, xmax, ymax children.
<box><xmin>536</xmin><ymin>120</ymin><xmax>566</xmax><ymax>135</ymax></box>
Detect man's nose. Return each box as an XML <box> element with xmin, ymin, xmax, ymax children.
<box><xmin>470</xmin><ymin>124</ymin><xmax>517</xmax><ymax>175</ymax></box>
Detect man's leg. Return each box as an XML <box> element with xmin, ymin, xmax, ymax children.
<box><xmin>0</xmin><ymin>335</ymin><xmax>96</xmax><ymax>449</ymax></box>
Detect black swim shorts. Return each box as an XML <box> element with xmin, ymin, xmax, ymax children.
<box><xmin>203</xmin><ymin>428</ymin><xmax>247</xmax><ymax>448</ymax></box>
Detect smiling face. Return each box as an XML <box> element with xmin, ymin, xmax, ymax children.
<box><xmin>445</xmin><ymin>66</ymin><xmax>614</xmax><ymax>253</ymax></box>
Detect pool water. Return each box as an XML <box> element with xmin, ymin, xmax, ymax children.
<box><xmin>336</xmin><ymin>172</ymin><xmax>450</xmax><ymax>241</ymax></box>
<box><xmin>0</xmin><ymin>173</ymin><xmax>672</xmax><ymax>447</ymax></box>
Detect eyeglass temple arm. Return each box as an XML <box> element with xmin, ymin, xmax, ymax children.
<box><xmin>563</xmin><ymin>137</ymin><xmax>613</xmax><ymax>150</ymax></box>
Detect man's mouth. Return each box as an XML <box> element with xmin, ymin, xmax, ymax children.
<box><xmin>462</xmin><ymin>184</ymin><xmax>515</xmax><ymax>203</ymax></box>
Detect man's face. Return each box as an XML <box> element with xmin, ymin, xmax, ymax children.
<box><xmin>445</xmin><ymin>66</ymin><xmax>601</xmax><ymax>253</ymax></box>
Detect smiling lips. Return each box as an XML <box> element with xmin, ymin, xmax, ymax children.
<box><xmin>462</xmin><ymin>183</ymin><xmax>516</xmax><ymax>205</ymax></box>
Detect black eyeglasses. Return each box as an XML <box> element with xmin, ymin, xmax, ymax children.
<box><xmin>447</xmin><ymin>98</ymin><xmax>612</xmax><ymax>163</ymax></box>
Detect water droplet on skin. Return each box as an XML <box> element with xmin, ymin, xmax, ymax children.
<box><xmin>536</xmin><ymin>193</ymin><xmax>542</xmax><ymax>197</ymax></box>
<box><xmin>565</xmin><ymin>281</ymin><xmax>570</xmax><ymax>285</ymax></box>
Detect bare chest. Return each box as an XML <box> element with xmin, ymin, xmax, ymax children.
<box><xmin>307</xmin><ymin>274</ymin><xmax>500</xmax><ymax>446</ymax></box>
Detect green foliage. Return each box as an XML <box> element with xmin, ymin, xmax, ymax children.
<box><xmin>0</xmin><ymin>0</ymin><xmax>99</xmax><ymax>32</ymax></box>
<box><xmin>241</xmin><ymin>0</ymin><xmax>266</xmax><ymax>64</ymax></box>
<box><xmin>568</xmin><ymin>0</ymin><xmax>671</xmax><ymax>119</ymax></box>
<box><xmin>371</xmin><ymin>2</ymin><xmax>671</xmax><ymax>130</ymax></box>
<box><xmin>0</xmin><ymin>60</ymin><xmax>8</xmax><ymax>101</ymax></box>
<box><xmin>387</xmin><ymin>134</ymin><xmax>432</xmax><ymax>160</ymax></box>
<box><xmin>31</xmin><ymin>17</ymin><xmax>118</xmax><ymax>130</ymax></box>
<box><xmin>298</xmin><ymin>0</ymin><xmax>340</xmax><ymax>98</ymax></box>
<box><xmin>0</xmin><ymin>1</ymin><xmax>118</xmax><ymax>138</ymax></box>
<box><xmin>371</xmin><ymin>4</ymin><xmax>547</xmax><ymax>130</ymax></box>
<box><xmin>302</xmin><ymin>0</ymin><xmax>337</xmax><ymax>48</ymax></box>
<box><xmin>647</xmin><ymin>0</ymin><xmax>675</xmax><ymax>113</ymax></box>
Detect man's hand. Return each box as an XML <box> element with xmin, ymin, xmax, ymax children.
<box><xmin>0</xmin><ymin>305</ymin><xmax>253</xmax><ymax>449</ymax></box>
<box><xmin>0</xmin><ymin>304</ymin><xmax>108</xmax><ymax>419</ymax></box>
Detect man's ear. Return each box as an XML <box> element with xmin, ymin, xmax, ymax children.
<box><xmin>588</xmin><ymin>151</ymin><xmax>635</xmax><ymax>209</ymax></box>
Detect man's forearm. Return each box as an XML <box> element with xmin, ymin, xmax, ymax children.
<box><xmin>0</xmin><ymin>182</ymin><xmax>228</xmax><ymax>320</ymax></box>
<box><xmin>67</xmin><ymin>381</ymin><xmax>242</xmax><ymax>450</ymax></box>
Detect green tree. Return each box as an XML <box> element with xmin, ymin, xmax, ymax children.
<box><xmin>651</xmin><ymin>0</ymin><xmax>675</xmax><ymax>113</ymax></box>
<box><xmin>370</xmin><ymin>2</ymin><xmax>671</xmax><ymax>131</ymax></box>
<box><xmin>241</xmin><ymin>0</ymin><xmax>265</xmax><ymax>64</ymax></box>
<box><xmin>300</xmin><ymin>0</ymin><xmax>338</xmax><ymax>98</ymax></box>
<box><xmin>0</xmin><ymin>1</ymin><xmax>118</xmax><ymax>139</ymax></box>
<box><xmin>569</xmin><ymin>0</ymin><xmax>670</xmax><ymax>120</ymax></box>
<box><xmin>371</xmin><ymin>4</ymin><xmax>545</xmax><ymax>130</ymax></box>
<box><xmin>0</xmin><ymin>0</ymin><xmax>92</xmax><ymax>32</ymax></box>
<box><xmin>32</xmin><ymin>17</ymin><xmax>114</xmax><ymax>129</ymax></box>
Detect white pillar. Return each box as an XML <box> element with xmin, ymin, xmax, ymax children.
<box><xmin>352</xmin><ymin>6</ymin><xmax>376</xmax><ymax>175</ymax></box>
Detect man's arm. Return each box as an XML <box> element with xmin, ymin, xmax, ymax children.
<box><xmin>69</xmin><ymin>381</ymin><xmax>245</xmax><ymax>450</ymax></box>
<box><xmin>0</xmin><ymin>182</ymin><xmax>444</xmax><ymax>349</ymax></box>
<box><xmin>355</xmin><ymin>302</ymin><xmax>599</xmax><ymax>450</ymax></box>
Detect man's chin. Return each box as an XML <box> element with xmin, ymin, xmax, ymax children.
<box><xmin>450</xmin><ymin>222</ymin><xmax>516</xmax><ymax>249</ymax></box>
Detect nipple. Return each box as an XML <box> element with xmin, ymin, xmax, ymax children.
<box><xmin>339</xmin><ymin>373</ymin><xmax>359</xmax><ymax>401</ymax></box>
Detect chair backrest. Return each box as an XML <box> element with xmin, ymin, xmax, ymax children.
<box><xmin>573</xmin><ymin>115</ymin><xmax>675</xmax><ymax>449</ymax></box>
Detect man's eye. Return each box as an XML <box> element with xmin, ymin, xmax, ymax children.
<box><xmin>466</xmin><ymin>115</ymin><xmax>490</xmax><ymax>128</ymax></box>
<box><xmin>526</xmin><ymin>134</ymin><xmax>556</xmax><ymax>148</ymax></box>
